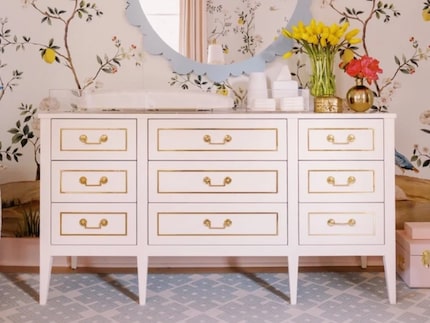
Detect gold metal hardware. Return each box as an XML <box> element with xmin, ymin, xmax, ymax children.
<box><xmin>203</xmin><ymin>176</ymin><xmax>232</xmax><ymax>187</ymax></box>
<box><xmin>203</xmin><ymin>134</ymin><xmax>232</xmax><ymax>145</ymax></box>
<box><xmin>203</xmin><ymin>218</ymin><xmax>232</xmax><ymax>229</ymax></box>
<box><xmin>397</xmin><ymin>254</ymin><xmax>406</xmax><ymax>272</ymax></box>
<box><xmin>326</xmin><ymin>176</ymin><xmax>356</xmax><ymax>187</ymax></box>
<box><xmin>327</xmin><ymin>218</ymin><xmax>356</xmax><ymax>227</ymax></box>
<box><xmin>326</xmin><ymin>134</ymin><xmax>355</xmax><ymax>145</ymax></box>
<box><xmin>79</xmin><ymin>176</ymin><xmax>108</xmax><ymax>187</ymax></box>
<box><xmin>79</xmin><ymin>134</ymin><xmax>108</xmax><ymax>145</ymax></box>
<box><xmin>79</xmin><ymin>218</ymin><xmax>108</xmax><ymax>229</ymax></box>
<box><xmin>422</xmin><ymin>250</ymin><xmax>430</xmax><ymax>269</ymax></box>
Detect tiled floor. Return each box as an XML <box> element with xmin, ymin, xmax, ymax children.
<box><xmin>0</xmin><ymin>270</ymin><xmax>429</xmax><ymax>322</ymax></box>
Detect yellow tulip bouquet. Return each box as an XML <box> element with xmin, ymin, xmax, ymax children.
<box><xmin>282</xmin><ymin>19</ymin><xmax>361</xmax><ymax>97</ymax></box>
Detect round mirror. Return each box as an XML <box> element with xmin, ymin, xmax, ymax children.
<box><xmin>126</xmin><ymin>0</ymin><xmax>312</xmax><ymax>82</ymax></box>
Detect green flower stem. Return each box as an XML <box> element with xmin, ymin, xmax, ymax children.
<box><xmin>302</xmin><ymin>43</ymin><xmax>336</xmax><ymax>97</ymax></box>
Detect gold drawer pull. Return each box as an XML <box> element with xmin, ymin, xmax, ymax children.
<box><xmin>397</xmin><ymin>254</ymin><xmax>406</xmax><ymax>272</ymax></box>
<box><xmin>326</xmin><ymin>134</ymin><xmax>355</xmax><ymax>145</ymax></box>
<box><xmin>327</xmin><ymin>218</ymin><xmax>356</xmax><ymax>227</ymax></box>
<box><xmin>79</xmin><ymin>176</ymin><xmax>108</xmax><ymax>187</ymax></box>
<box><xmin>327</xmin><ymin>176</ymin><xmax>356</xmax><ymax>186</ymax></box>
<box><xmin>79</xmin><ymin>218</ymin><xmax>108</xmax><ymax>230</ymax></box>
<box><xmin>203</xmin><ymin>219</ymin><xmax>232</xmax><ymax>230</ymax></box>
<box><xmin>79</xmin><ymin>134</ymin><xmax>108</xmax><ymax>145</ymax></box>
<box><xmin>203</xmin><ymin>134</ymin><xmax>232</xmax><ymax>145</ymax></box>
<box><xmin>422</xmin><ymin>250</ymin><xmax>430</xmax><ymax>269</ymax></box>
<box><xmin>203</xmin><ymin>176</ymin><xmax>232</xmax><ymax>187</ymax></box>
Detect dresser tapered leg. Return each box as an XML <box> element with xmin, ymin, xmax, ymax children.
<box><xmin>39</xmin><ymin>254</ymin><xmax>53</xmax><ymax>305</ymax></box>
<box><xmin>288</xmin><ymin>255</ymin><xmax>299</xmax><ymax>305</ymax></box>
<box><xmin>383</xmin><ymin>254</ymin><xmax>397</xmax><ymax>304</ymax></box>
<box><xmin>70</xmin><ymin>256</ymin><xmax>78</xmax><ymax>269</ymax></box>
<box><xmin>137</xmin><ymin>255</ymin><xmax>148</xmax><ymax>305</ymax></box>
<box><xmin>360</xmin><ymin>256</ymin><xmax>368</xmax><ymax>269</ymax></box>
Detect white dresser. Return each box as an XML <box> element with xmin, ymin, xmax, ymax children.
<box><xmin>39</xmin><ymin>111</ymin><xmax>396</xmax><ymax>305</ymax></box>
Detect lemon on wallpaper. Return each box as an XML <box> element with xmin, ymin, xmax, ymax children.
<box><xmin>43</xmin><ymin>48</ymin><xmax>56</xmax><ymax>64</ymax></box>
<box><xmin>423</xmin><ymin>8</ymin><xmax>430</xmax><ymax>21</ymax></box>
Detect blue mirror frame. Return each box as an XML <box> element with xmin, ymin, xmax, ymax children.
<box><xmin>126</xmin><ymin>0</ymin><xmax>312</xmax><ymax>83</ymax></box>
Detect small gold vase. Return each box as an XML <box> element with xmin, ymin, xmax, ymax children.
<box><xmin>314</xmin><ymin>96</ymin><xmax>343</xmax><ymax>113</ymax></box>
<box><xmin>346</xmin><ymin>78</ymin><xmax>374</xmax><ymax>112</ymax></box>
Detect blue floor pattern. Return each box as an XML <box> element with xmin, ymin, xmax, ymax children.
<box><xmin>0</xmin><ymin>270</ymin><xmax>429</xmax><ymax>322</ymax></box>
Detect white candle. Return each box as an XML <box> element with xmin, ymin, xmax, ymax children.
<box><xmin>207</xmin><ymin>44</ymin><xmax>225</xmax><ymax>65</ymax></box>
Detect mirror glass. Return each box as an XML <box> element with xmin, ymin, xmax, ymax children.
<box><xmin>126</xmin><ymin>0</ymin><xmax>312</xmax><ymax>82</ymax></box>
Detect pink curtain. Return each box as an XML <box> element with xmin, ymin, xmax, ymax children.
<box><xmin>179</xmin><ymin>0</ymin><xmax>207</xmax><ymax>63</ymax></box>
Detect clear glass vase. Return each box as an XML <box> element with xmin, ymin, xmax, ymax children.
<box><xmin>309</xmin><ymin>53</ymin><xmax>336</xmax><ymax>97</ymax></box>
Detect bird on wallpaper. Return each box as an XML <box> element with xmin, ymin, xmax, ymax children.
<box><xmin>395</xmin><ymin>149</ymin><xmax>419</xmax><ymax>173</ymax></box>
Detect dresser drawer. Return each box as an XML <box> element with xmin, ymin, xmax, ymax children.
<box><xmin>148</xmin><ymin>119</ymin><xmax>287</xmax><ymax>160</ymax></box>
<box><xmin>299</xmin><ymin>161</ymin><xmax>384</xmax><ymax>202</ymax></box>
<box><xmin>51</xmin><ymin>203</ymin><xmax>136</xmax><ymax>245</ymax></box>
<box><xmin>148</xmin><ymin>203</ymin><xmax>287</xmax><ymax>245</ymax></box>
<box><xmin>298</xmin><ymin>119</ymin><xmax>384</xmax><ymax>160</ymax></box>
<box><xmin>299</xmin><ymin>203</ymin><xmax>384</xmax><ymax>245</ymax></box>
<box><xmin>51</xmin><ymin>119</ymin><xmax>136</xmax><ymax>160</ymax></box>
<box><xmin>51</xmin><ymin>161</ymin><xmax>136</xmax><ymax>202</ymax></box>
<box><xmin>148</xmin><ymin>161</ymin><xmax>287</xmax><ymax>202</ymax></box>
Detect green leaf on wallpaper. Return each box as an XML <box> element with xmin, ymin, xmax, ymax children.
<box><xmin>8</xmin><ymin>128</ymin><xmax>18</xmax><ymax>134</ymax></box>
<box><xmin>96</xmin><ymin>55</ymin><xmax>102</xmax><ymax>65</ymax></box>
<box><xmin>394</xmin><ymin>56</ymin><xmax>400</xmax><ymax>65</ymax></box>
<box><xmin>41</xmin><ymin>16</ymin><xmax>51</xmax><ymax>25</ymax></box>
<box><xmin>11</xmin><ymin>134</ymin><xmax>23</xmax><ymax>144</ymax></box>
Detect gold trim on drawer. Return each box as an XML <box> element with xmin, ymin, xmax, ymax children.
<box><xmin>307</xmin><ymin>169</ymin><xmax>375</xmax><ymax>194</ymax></box>
<box><xmin>157</xmin><ymin>169</ymin><xmax>279</xmax><ymax>194</ymax></box>
<box><xmin>156</xmin><ymin>212</ymin><xmax>279</xmax><ymax>236</ymax></box>
<box><xmin>307</xmin><ymin>212</ymin><xmax>376</xmax><ymax>236</ymax></box>
<box><xmin>157</xmin><ymin>128</ymin><xmax>279</xmax><ymax>152</ymax></box>
<box><xmin>307</xmin><ymin>127</ymin><xmax>375</xmax><ymax>151</ymax></box>
<box><xmin>60</xmin><ymin>212</ymin><xmax>128</xmax><ymax>236</ymax></box>
<box><xmin>60</xmin><ymin>170</ymin><xmax>129</xmax><ymax>194</ymax></box>
<box><xmin>60</xmin><ymin>127</ymin><xmax>129</xmax><ymax>152</ymax></box>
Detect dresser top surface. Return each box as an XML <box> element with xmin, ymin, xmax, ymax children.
<box><xmin>38</xmin><ymin>109</ymin><xmax>396</xmax><ymax>120</ymax></box>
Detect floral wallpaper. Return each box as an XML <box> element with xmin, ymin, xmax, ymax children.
<box><xmin>1</xmin><ymin>0</ymin><xmax>430</xmax><ymax>237</ymax></box>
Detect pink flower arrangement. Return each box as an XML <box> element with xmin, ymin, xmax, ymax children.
<box><xmin>344</xmin><ymin>55</ymin><xmax>383</xmax><ymax>84</ymax></box>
